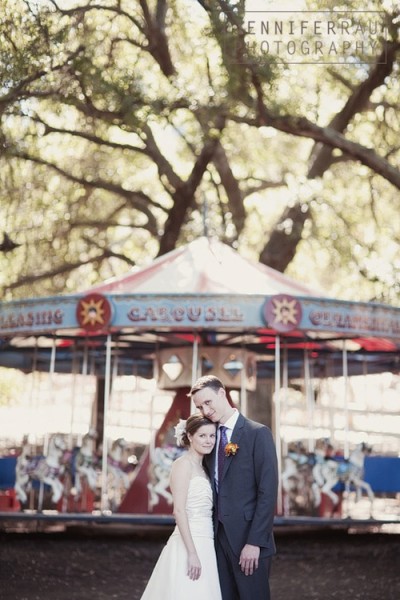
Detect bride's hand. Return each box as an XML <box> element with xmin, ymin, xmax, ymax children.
<box><xmin>187</xmin><ymin>551</ymin><xmax>202</xmax><ymax>580</ymax></box>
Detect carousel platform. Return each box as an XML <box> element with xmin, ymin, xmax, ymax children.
<box><xmin>0</xmin><ymin>510</ymin><xmax>399</xmax><ymax>535</ymax></box>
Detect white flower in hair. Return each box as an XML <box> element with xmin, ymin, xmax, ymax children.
<box><xmin>174</xmin><ymin>419</ymin><xmax>187</xmax><ymax>447</ymax></box>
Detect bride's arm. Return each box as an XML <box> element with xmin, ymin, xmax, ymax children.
<box><xmin>170</xmin><ymin>458</ymin><xmax>202</xmax><ymax>580</ymax></box>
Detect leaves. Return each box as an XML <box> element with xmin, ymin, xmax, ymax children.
<box><xmin>0</xmin><ymin>0</ymin><xmax>399</xmax><ymax>303</ymax></box>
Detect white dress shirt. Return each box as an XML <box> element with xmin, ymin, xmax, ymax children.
<box><xmin>215</xmin><ymin>409</ymin><xmax>239</xmax><ymax>485</ymax></box>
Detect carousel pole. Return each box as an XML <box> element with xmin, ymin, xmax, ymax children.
<box><xmin>112</xmin><ymin>338</ymin><xmax>119</xmax><ymax>381</ymax></box>
<box><xmin>49</xmin><ymin>335</ymin><xmax>56</xmax><ymax>383</ymax></box>
<box><xmin>26</xmin><ymin>340</ymin><xmax>39</xmax><ymax>510</ymax></box>
<box><xmin>341</xmin><ymin>341</ymin><xmax>350</xmax><ymax>517</ymax></box>
<box><xmin>274</xmin><ymin>335</ymin><xmax>283</xmax><ymax>515</ymax></box>
<box><xmin>148</xmin><ymin>343</ymin><xmax>159</xmax><ymax>513</ymax></box>
<box><xmin>191</xmin><ymin>334</ymin><xmax>199</xmax><ymax>385</ymax></box>
<box><xmin>327</xmin><ymin>357</ymin><xmax>336</xmax><ymax>443</ymax></box>
<box><xmin>38</xmin><ymin>336</ymin><xmax>57</xmax><ymax>512</ymax></box>
<box><xmin>37</xmin><ymin>432</ymin><xmax>49</xmax><ymax>513</ymax></box>
<box><xmin>82</xmin><ymin>340</ymin><xmax>88</xmax><ymax>377</ymax></box>
<box><xmin>29</xmin><ymin>338</ymin><xmax>38</xmax><ymax>408</ymax></box>
<box><xmin>29</xmin><ymin>339</ymin><xmax>39</xmax><ymax>439</ymax></box>
<box><xmin>100</xmin><ymin>334</ymin><xmax>112</xmax><ymax>513</ymax></box>
<box><xmin>240</xmin><ymin>365</ymin><xmax>247</xmax><ymax>416</ymax></box>
<box><xmin>342</xmin><ymin>341</ymin><xmax>349</xmax><ymax>459</ymax></box>
<box><xmin>69</xmin><ymin>344</ymin><xmax>79</xmax><ymax>448</ymax></box>
<box><xmin>81</xmin><ymin>339</ymin><xmax>95</xmax><ymax>433</ymax></box>
<box><xmin>81</xmin><ymin>339</ymin><xmax>88</xmax><ymax>434</ymax></box>
<box><xmin>281</xmin><ymin>342</ymin><xmax>288</xmax><ymax>460</ymax></box>
<box><xmin>304</xmin><ymin>347</ymin><xmax>315</xmax><ymax>453</ymax></box>
<box><xmin>190</xmin><ymin>334</ymin><xmax>199</xmax><ymax>412</ymax></box>
<box><xmin>240</xmin><ymin>345</ymin><xmax>247</xmax><ymax>417</ymax></box>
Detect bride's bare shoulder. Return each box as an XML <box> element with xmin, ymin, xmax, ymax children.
<box><xmin>172</xmin><ymin>453</ymin><xmax>191</xmax><ymax>472</ymax></box>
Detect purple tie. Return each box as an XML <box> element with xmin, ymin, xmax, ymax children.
<box><xmin>217</xmin><ymin>426</ymin><xmax>228</xmax><ymax>488</ymax></box>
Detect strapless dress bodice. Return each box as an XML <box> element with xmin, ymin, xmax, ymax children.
<box><xmin>172</xmin><ymin>476</ymin><xmax>214</xmax><ymax>538</ymax></box>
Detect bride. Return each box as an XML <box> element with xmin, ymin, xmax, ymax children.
<box><xmin>140</xmin><ymin>414</ymin><xmax>222</xmax><ymax>599</ymax></box>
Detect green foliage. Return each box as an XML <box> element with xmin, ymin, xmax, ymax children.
<box><xmin>0</xmin><ymin>0</ymin><xmax>399</xmax><ymax>305</ymax></box>
<box><xmin>0</xmin><ymin>367</ymin><xmax>24</xmax><ymax>407</ymax></box>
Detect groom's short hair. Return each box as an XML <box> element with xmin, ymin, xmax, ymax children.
<box><xmin>189</xmin><ymin>375</ymin><xmax>225</xmax><ymax>396</ymax></box>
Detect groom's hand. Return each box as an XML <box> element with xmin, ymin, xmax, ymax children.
<box><xmin>239</xmin><ymin>544</ymin><xmax>260</xmax><ymax>576</ymax></box>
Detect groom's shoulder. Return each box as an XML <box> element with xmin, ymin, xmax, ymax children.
<box><xmin>241</xmin><ymin>414</ymin><xmax>269</xmax><ymax>432</ymax></box>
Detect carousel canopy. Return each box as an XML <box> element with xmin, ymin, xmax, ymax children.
<box><xmin>0</xmin><ymin>237</ymin><xmax>399</xmax><ymax>378</ymax></box>
<box><xmin>84</xmin><ymin>236</ymin><xmax>319</xmax><ymax>296</ymax></box>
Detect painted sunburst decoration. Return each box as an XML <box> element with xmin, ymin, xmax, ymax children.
<box><xmin>263</xmin><ymin>294</ymin><xmax>302</xmax><ymax>333</ymax></box>
<box><xmin>76</xmin><ymin>293</ymin><xmax>113</xmax><ymax>331</ymax></box>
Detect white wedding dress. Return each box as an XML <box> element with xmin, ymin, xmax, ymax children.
<box><xmin>140</xmin><ymin>475</ymin><xmax>222</xmax><ymax>599</ymax></box>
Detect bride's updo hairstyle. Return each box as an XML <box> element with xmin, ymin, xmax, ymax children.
<box><xmin>178</xmin><ymin>415</ymin><xmax>216</xmax><ymax>448</ymax></box>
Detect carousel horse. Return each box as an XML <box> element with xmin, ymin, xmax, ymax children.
<box><xmin>107</xmin><ymin>438</ymin><xmax>130</xmax><ymax>502</ymax></box>
<box><xmin>73</xmin><ymin>429</ymin><xmax>99</xmax><ymax>496</ymax></box>
<box><xmin>313</xmin><ymin>442</ymin><xmax>374</xmax><ymax>512</ymax></box>
<box><xmin>281</xmin><ymin>441</ymin><xmax>316</xmax><ymax>515</ymax></box>
<box><xmin>282</xmin><ymin>442</ymin><xmax>309</xmax><ymax>492</ymax></box>
<box><xmin>14</xmin><ymin>435</ymin><xmax>31</xmax><ymax>503</ymax></box>
<box><xmin>14</xmin><ymin>433</ymin><xmax>68</xmax><ymax>505</ymax></box>
<box><xmin>338</xmin><ymin>442</ymin><xmax>374</xmax><ymax>504</ymax></box>
<box><xmin>311</xmin><ymin>438</ymin><xmax>339</xmax><ymax>507</ymax></box>
<box><xmin>147</xmin><ymin>445</ymin><xmax>183</xmax><ymax>509</ymax></box>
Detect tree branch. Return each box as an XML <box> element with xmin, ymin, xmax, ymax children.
<box><xmin>157</xmin><ymin>115</ymin><xmax>226</xmax><ymax>255</ymax></box>
<box><xmin>308</xmin><ymin>40</ymin><xmax>400</xmax><ymax>178</ymax></box>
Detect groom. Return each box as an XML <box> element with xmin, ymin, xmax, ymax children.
<box><xmin>190</xmin><ymin>375</ymin><xmax>278</xmax><ymax>600</ymax></box>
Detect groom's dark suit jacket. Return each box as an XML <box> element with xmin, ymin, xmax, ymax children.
<box><xmin>205</xmin><ymin>413</ymin><xmax>278</xmax><ymax>558</ymax></box>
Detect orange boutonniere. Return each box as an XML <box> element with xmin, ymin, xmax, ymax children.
<box><xmin>225</xmin><ymin>442</ymin><xmax>239</xmax><ymax>457</ymax></box>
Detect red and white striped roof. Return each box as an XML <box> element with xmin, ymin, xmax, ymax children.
<box><xmin>84</xmin><ymin>237</ymin><xmax>320</xmax><ymax>297</ymax></box>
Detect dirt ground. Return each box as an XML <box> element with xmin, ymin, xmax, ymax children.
<box><xmin>1</xmin><ymin>524</ymin><xmax>399</xmax><ymax>600</ymax></box>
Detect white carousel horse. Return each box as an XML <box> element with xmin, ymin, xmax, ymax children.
<box><xmin>14</xmin><ymin>435</ymin><xmax>31</xmax><ymax>503</ymax></box>
<box><xmin>73</xmin><ymin>429</ymin><xmax>99</xmax><ymax>496</ymax></box>
<box><xmin>147</xmin><ymin>445</ymin><xmax>182</xmax><ymax>509</ymax></box>
<box><xmin>106</xmin><ymin>438</ymin><xmax>131</xmax><ymax>510</ymax></box>
<box><xmin>281</xmin><ymin>442</ymin><xmax>309</xmax><ymax>493</ymax></box>
<box><xmin>338</xmin><ymin>443</ymin><xmax>375</xmax><ymax>504</ymax></box>
<box><xmin>14</xmin><ymin>433</ymin><xmax>68</xmax><ymax>505</ymax></box>
<box><xmin>313</xmin><ymin>442</ymin><xmax>374</xmax><ymax>512</ymax></box>
<box><xmin>311</xmin><ymin>438</ymin><xmax>339</xmax><ymax>507</ymax></box>
<box><xmin>281</xmin><ymin>441</ymin><xmax>315</xmax><ymax>515</ymax></box>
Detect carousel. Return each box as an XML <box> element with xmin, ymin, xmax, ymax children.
<box><xmin>0</xmin><ymin>237</ymin><xmax>399</xmax><ymax>524</ymax></box>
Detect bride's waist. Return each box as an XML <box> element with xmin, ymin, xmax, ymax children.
<box><xmin>172</xmin><ymin>515</ymin><xmax>213</xmax><ymax>537</ymax></box>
